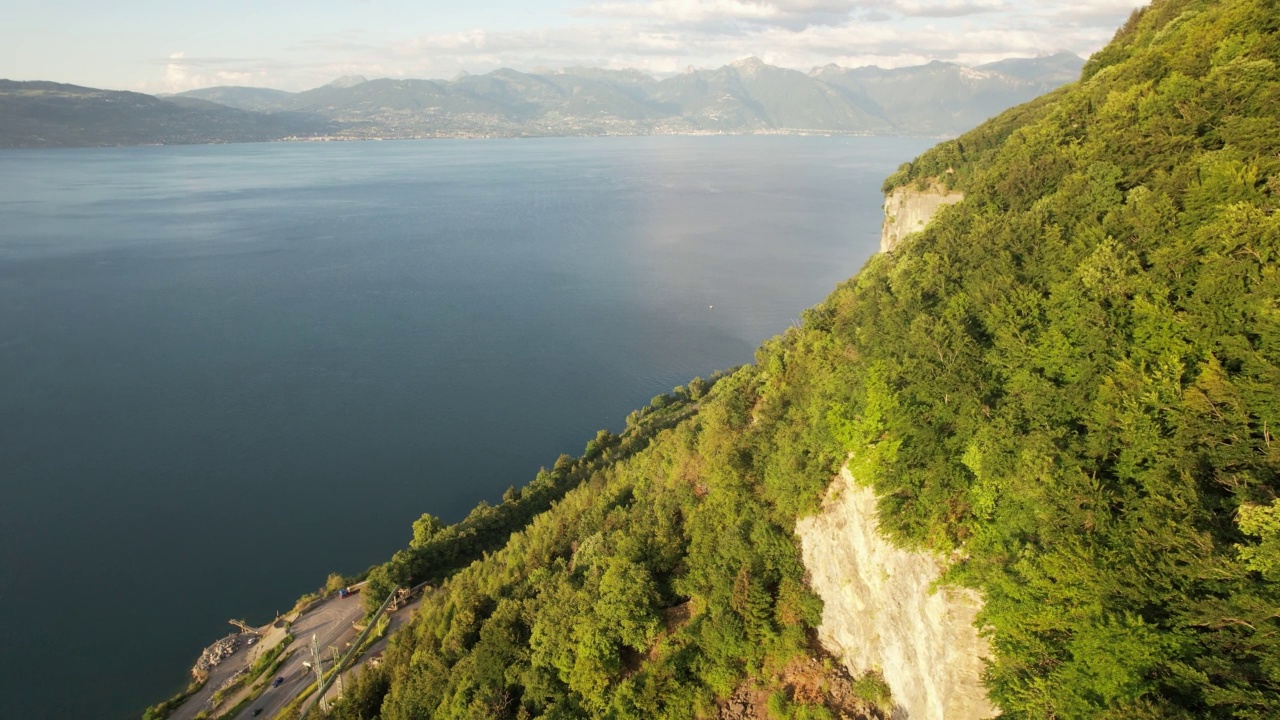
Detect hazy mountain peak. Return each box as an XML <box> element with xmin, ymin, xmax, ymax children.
<box><xmin>809</xmin><ymin>63</ymin><xmax>843</xmax><ymax>76</ymax></box>
<box><xmin>976</xmin><ymin>52</ymin><xmax>1084</xmax><ymax>84</ymax></box>
<box><xmin>959</xmin><ymin>66</ymin><xmax>994</xmax><ymax>81</ymax></box>
<box><xmin>557</xmin><ymin>66</ymin><xmax>655</xmax><ymax>84</ymax></box>
<box><xmin>731</xmin><ymin>57</ymin><xmax>767</xmax><ymax>72</ymax></box>
<box><xmin>326</xmin><ymin>75</ymin><xmax>368</xmax><ymax>88</ymax></box>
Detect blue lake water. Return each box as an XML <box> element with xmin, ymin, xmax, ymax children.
<box><xmin>0</xmin><ymin>135</ymin><xmax>932</xmax><ymax>718</ymax></box>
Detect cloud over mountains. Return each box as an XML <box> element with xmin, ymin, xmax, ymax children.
<box><xmin>149</xmin><ymin>0</ymin><xmax>1145</xmax><ymax>92</ymax></box>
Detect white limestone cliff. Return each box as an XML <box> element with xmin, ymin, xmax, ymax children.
<box><xmin>881</xmin><ymin>181</ymin><xmax>964</xmax><ymax>253</ymax></box>
<box><xmin>796</xmin><ymin>466</ymin><xmax>998</xmax><ymax>720</ymax></box>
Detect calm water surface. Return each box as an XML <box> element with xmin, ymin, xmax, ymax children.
<box><xmin>0</xmin><ymin>135</ymin><xmax>931</xmax><ymax>718</ymax></box>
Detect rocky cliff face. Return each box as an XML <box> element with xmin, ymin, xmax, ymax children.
<box><xmin>880</xmin><ymin>182</ymin><xmax>964</xmax><ymax>253</ymax></box>
<box><xmin>796</xmin><ymin>466</ymin><xmax>997</xmax><ymax>720</ymax></box>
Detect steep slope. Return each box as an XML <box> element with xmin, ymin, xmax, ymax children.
<box><xmin>879</xmin><ymin>179</ymin><xmax>965</xmax><ymax>253</ymax></box>
<box><xmin>851</xmin><ymin>0</ymin><xmax>1280</xmax><ymax>716</ymax></box>
<box><xmin>797</xmin><ymin>467</ymin><xmax>996</xmax><ymax>720</ymax></box>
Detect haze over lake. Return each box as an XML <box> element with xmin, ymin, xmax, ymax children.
<box><xmin>0</xmin><ymin>135</ymin><xmax>931</xmax><ymax>718</ymax></box>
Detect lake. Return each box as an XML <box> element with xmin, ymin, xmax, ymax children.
<box><xmin>0</xmin><ymin>135</ymin><xmax>932</xmax><ymax>718</ymax></box>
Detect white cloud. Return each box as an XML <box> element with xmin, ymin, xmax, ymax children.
<box><xmin>143</xmin><ymin>0</ymin><xmax>1149</xmax><ymax>91</ymax></box>
<box><xmin>896</xmin><ymin>0</ymin><xmax>1006</xmax><ymax>18</ymax></box>
<box><xmin>583</xmin><ymin>0</ymin><xmax>788</xmax><ymax>22</ymax></box>
<box><xmin>163</xmin><ymin>51</ymin><xmax>189</xmax><ymax>90</ymax></box>
<box><xmin>156</xmin><ymin>52</ymin><xmax>283</xmax><ymax>93</ymax></box>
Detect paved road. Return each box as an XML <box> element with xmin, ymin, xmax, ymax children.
<box><xmin>316</xmin><ymin>594</ymin><xmax>424</xmax><ymax>709</ymax></box>
<box><xmin>250</xmin><ymin>594</ymin><xmax>366</xmax><ymax>720</ymax></box>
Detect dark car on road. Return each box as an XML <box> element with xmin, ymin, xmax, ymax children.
<box><xmin>271</xmin><ymin>676</ymin><xmax>285</xmax><ymax>688</ymax></box>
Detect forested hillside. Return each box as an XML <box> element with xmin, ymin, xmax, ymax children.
<box><xmin>0</xmin><ymin>81</ymin><xmax>332</xmax><ymax>147</ymax></box>
<box><xmin>317</xmin><ymin>0</ymin><xmax>1280</xmax><ymax>718</ymax></box>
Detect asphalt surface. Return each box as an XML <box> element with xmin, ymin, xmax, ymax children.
<box><xmin>316</xmin><ymin>594</ymin><xmax>425</xmax><ymax>709</ymax></box>
<box><xmin>250</xmin><ymin>594</ymin><xmax>366</xmax><ymax>720</ymax></box>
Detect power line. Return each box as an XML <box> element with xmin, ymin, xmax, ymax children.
<box><xmin>311</xmin><ymin>633</ymin><xmax>327</xmax><ymax>713</ymax></box>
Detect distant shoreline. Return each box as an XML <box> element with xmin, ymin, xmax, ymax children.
<box><xmin>2</xmin><ymin>128</ymin><xmax>952</xmax><ymax>151</ymax></box>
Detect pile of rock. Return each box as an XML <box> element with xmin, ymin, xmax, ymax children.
<box><xmin>720</xmin><ymin>686</ymin><xmax>759</xmax><ymax>720</ymax></box>
<box><xmin>192</xmin><ymin>633</ymin><xmax>247</xmax><ymax>676</ymax></box>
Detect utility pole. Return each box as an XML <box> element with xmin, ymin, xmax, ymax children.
<box><xmin>311</xmin><ymin>634</ymin><xmax>327</xmax><ymax>713</ymax></box>
<box><xmin>298</xmin><ymin>586</ymin><xmax>399</xmax><ymax>720</ymax></box>
<box><xmin>331</xmin><ymin>646</ymin><xmax>344</xmax><ymax>699</ymax></box>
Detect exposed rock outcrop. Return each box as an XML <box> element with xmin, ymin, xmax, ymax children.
<box><xmin>191</xmin><ymin>633</ymin><xmax>250</xmax><ymax>678</ymax></box>
<box><xmin>796</xmin><ymin>466</ymin><xmax>997</xmax><ymax>720</ymax></box>
<box><xmin>880</xmin><ymin>181</ymin><xmax>964</xmax><ymax>253</ymax></box>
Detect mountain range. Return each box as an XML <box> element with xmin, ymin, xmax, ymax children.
<box><xmin>1</xmin><ymin>53</ymin><xmax>1082</xmax><ymax>147</ymax></box>
<box><xmin>0</xmin><ymin>80</ymin><xmax>335</xmax><ymax>148</ymax></box>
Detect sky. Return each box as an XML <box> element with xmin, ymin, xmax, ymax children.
<box><xmin>0</xmin><ymin>0</ymin><xmax>1149</xmax><ymax>93</ymax></box>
